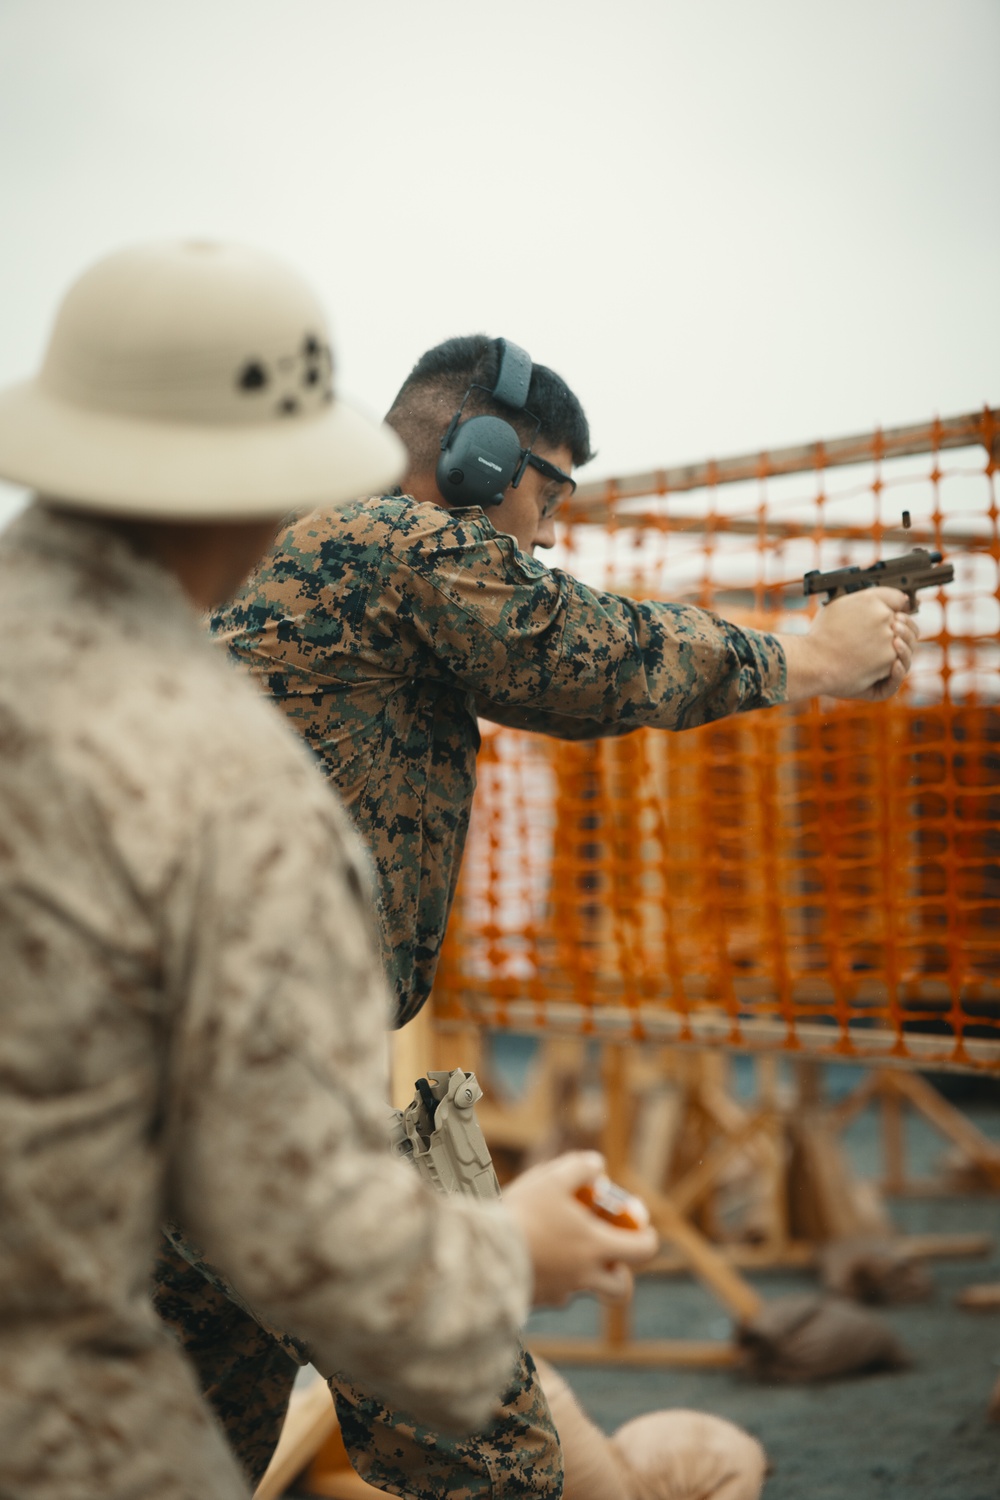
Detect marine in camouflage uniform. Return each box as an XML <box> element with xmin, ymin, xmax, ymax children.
<box><xmin>218</xmin><ymin>492</ymin><xmax>785</xmax><ymax>1031</ymax></box>
<box><xmin>177</xmin><ymin>487</ymin><xmax>785</xmax><ymax>1497</ymax></box>
<box><xmin>153</xmin><ymin>335</ymin><xmax>785</xmax><ymax>1500</ymax></box>
<box><xmin>158</xmin><ymin>328</ymin><xmax>915</xmax><ymax>1498</ymax></box>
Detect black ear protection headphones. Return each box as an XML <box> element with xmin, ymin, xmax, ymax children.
<box><xmin>435</xmin><ymin>338</ymin><xmax>539</xmax><ymax>509</ymax></box>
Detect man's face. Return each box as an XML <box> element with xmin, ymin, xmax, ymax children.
<box><xmin>488</xmin><ymin>443</ymin><xmax>575</xmax><ymax>555</ymax></box>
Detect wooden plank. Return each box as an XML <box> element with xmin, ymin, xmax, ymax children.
<box><xmin>648</xmin><ymin>1231</ymin><xmax>991</xmax><ymax>1277</ymax></box>
<box><xmin>561</xmin><ymin>510</ymin><xmax>990</xmax><ymax>549</ymax></box>
<box><xmin>445</xmin><ymin>1002</ymin><xmax>1000</xmax><ymax>1076</ymax></box>
<box><xmin>651</xmin><ymin>1242</ymin><xmax>816</xmax><ymax>1273</ymax></box>
<box><xmin>526</xmin><ymin>1336</ymin><xmax>738</xmax><ymax>1368</ymax></box>
<box><xmin>601</xmin><ymin>1042</ymin><xmax>631</xmax><ymax>1180</ymax></box>
<box><xmin>697</xmin><ymin>1079</ymin><xmax>752</xmax><ymax>1136</ymax></box>
<box><xmin>667</xmin><ymin>1110</ymin><xmax>769</xmax><ymax>1217</ymax></box>
<box><xmin>569</xmin><ymin>408</ymin><xmax>998</xmax><ymax>519</ymax></box>
<box><xmin>756</xmin><ymin>1109</ymin><xmax>791</xmax><ymax>1252</ymax></box>
<box><xmin>888</xmin><ymin>1071</ymin><xmax>1000</xmax><ymax>1176</ymax></box>
<box><xmin>631</xmin><ymin>1086</ymin><xmax>684</xmax><ymax>1190</ymax></box>
<box><xmin>955</xmin><ymin>1282</ymin><xmax>1000</xmax><ymax>1310</ymax></box>
<box><xmin>389</xmin><ymin>1008</ymin><xmax>435</xmax><ymax>1111</ymax></box>
<box><xmin>827</xmin><ymin>1072</ymin><xmax>883</xmax><ymax>1135</ymax></box>
<box><xmin>904</xmin><ymin>1233</ymin><xmax>992</xmax><ymax>1262</ymax></box>
<box><xmin>602</xmin><ymin>1299</ymin><xmax>630</xmax><ymax>1350</ymax></box>
<box><xmin>253</xmin><ymin>1378</ymin><xmax>340</xmax><ymax>1500</ymax></box>
<box><xmin>887</xmin><ymin>1178</ymin><xmax>1000</xmax><ymax>1198</ymax></box>
<box><xmin>303</xmin><ymin>1473</ymin><xmax>386</xmax><ymax>1500</ymax></box>
<box><xmin>881</xmin><ymin>1084</ymin><xmax>907</xmax><ymax>1194</ymax></box>
<box><xmin>630</xmin><ymin>1179</ymin><xmax>764</xmax><ymax>1322</ymax></box>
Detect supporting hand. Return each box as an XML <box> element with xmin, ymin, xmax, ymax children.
<box><xmin>503</xmin><ymin>1151</ymin><xmax>660</xmax><ymax>1307</ymax></box>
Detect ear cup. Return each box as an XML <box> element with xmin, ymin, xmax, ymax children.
<box><xmin>436</xmin><ymin>414</ymin><xmax>524</xmax><ymax>508</ymax></box>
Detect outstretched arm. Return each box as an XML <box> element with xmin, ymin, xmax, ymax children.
<box><xmin>388</xmin><ymin>518</ymin><xmax>914</xmax><ymax>729</ymax></box>
<box><xmin>475</xmin><ymin>586</ymin><xmax>917</xmax><ymax>736</ymax></box>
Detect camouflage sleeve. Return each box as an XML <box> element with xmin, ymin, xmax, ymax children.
<box><xmin>165</xmin><ymin>753</ymin><xmax>530</xmax><ymax>1436</ymax></box>
<box><xmin>400</xmin><ymin>529</ymin><xmax>787</xmax><ymax>731</ymax></box>
<box><xmin>472</xmin><ymin>695</ymin><xmax>639</xmax><ymax>739</ymax></box>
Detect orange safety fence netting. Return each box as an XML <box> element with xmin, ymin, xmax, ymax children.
<box><xmin>433</xmin><ymin>410</ymin><xmax>1000</xmax><ymax>1073</ymax></box>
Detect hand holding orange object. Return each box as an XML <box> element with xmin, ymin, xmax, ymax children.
<box><xmin>504</xmin><ymin>1151</ymin><xmax>659</xmax><ymax>1307</ymax></box>
<box><xmin>575</xmin><ymin>1174</ymin><xmax>651</xmax><ymax>1231</ymax></box>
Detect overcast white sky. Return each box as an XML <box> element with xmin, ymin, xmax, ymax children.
<box><xmin>1</xmin><ymin>0</ymin><xmax>997</xmax><ymax>529</ymax></box>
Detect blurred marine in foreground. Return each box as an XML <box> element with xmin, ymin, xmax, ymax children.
<box><xmin>0</xmin><ymin>242</ymin><xmax>553</xmax><ymax>1499</ymax></box>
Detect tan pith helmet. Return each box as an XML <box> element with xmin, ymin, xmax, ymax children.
<box><xmin>0</xmin><ymin>239</ymin><xmax>405</xmax><ymax>519</ymax></box>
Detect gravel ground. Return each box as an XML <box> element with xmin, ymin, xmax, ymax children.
<box><xmin>524</xmin><ymin>1070</ymin><xmax>1000</xmax><ymax>1500</ymax></box>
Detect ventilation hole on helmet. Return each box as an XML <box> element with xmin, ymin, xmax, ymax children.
<box><xmin>237</xmin><ymin>361</ymin><xmax>269</xmax><ymax>392</ymax></box>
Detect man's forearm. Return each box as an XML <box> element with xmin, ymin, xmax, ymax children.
<box><xmin>778</xmin><ymin>631</ymin><xmax>840</xmax><ymax>701</ymax></box>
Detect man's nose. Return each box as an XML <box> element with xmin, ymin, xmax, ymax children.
<box><xmin>535</xmin><ymin>515</ymin><xmax>558</xmax><ymax>550</ymax></box>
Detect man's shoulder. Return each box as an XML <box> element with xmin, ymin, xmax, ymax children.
<box><xmin>277</xmin><ymin>493</ymin><xmax>497</xmax><ymax>563</ymax></box>
<box><xmin>216</xmin><ymin>494</ymin><xmax>537</xmax><ymax>647</ymax></box>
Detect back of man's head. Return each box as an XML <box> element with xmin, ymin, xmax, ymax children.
<box><xmin>386</xmin><ymin>334</ymin><xmax>594</xmax><ymax>480</ymax></box>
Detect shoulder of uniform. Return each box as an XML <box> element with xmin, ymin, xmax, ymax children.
<box><xmin>345</xmin><ymin>492</ymin><xmax>498</xmax><ymax>551</ymax></box>
<box><xmin>249</xmin><ymin>494</ymin><xmax>505</xmax><ymax>589</ymax></box>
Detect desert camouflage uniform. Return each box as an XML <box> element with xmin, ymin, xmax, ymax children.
<box><xmin>0</xmin><ymin>503</ymin><xmax>530</xmax><ymax>1500</ymax></box>
<box><xmin>168</xmin><ymin>493</ymin><xmax>785</xmax><ymax>1496</ymax></box>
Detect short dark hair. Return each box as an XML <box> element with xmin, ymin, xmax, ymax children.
<box><xmin>385</xmin><ymin>334</ymin><xmax>594</xmax><ymax>476</ymax></box>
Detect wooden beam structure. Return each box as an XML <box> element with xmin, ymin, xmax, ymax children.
<box><xmin>567</xmin><ymin>406</ymin><xmax>999</xmax><ymax>526</ymax></box>
<box><xmin>445</xmin><ymin>1003</ymin><xmax>1000</xmax><ymax>1076</ymax></box>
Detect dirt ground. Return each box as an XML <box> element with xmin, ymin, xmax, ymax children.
<box><xmin>525</xmin><ymin>1066</ymin><xmax>1000</xmax><ymax>1500</ymax></box>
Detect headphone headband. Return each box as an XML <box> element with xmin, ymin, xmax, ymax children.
<box><xmin>491</xmin><ymin>339</ymin><xmax>532</xmax><ymax>411</ymax></box>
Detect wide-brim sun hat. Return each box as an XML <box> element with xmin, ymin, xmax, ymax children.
<box><xmin>0</xmin><ymin>239</ymin><xmax>405</xmax><ymax>520</ymax></box>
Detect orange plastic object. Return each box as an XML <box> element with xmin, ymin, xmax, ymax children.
<box><xmin>433</xmin><ymin>410</ymin><xmax>1000</xmax><ymax>1074</ymax></box>
<box><xmin>576</xmin><ymin>1176</ymin><xmax>650</xmax><ymax>1230</ymax></box>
